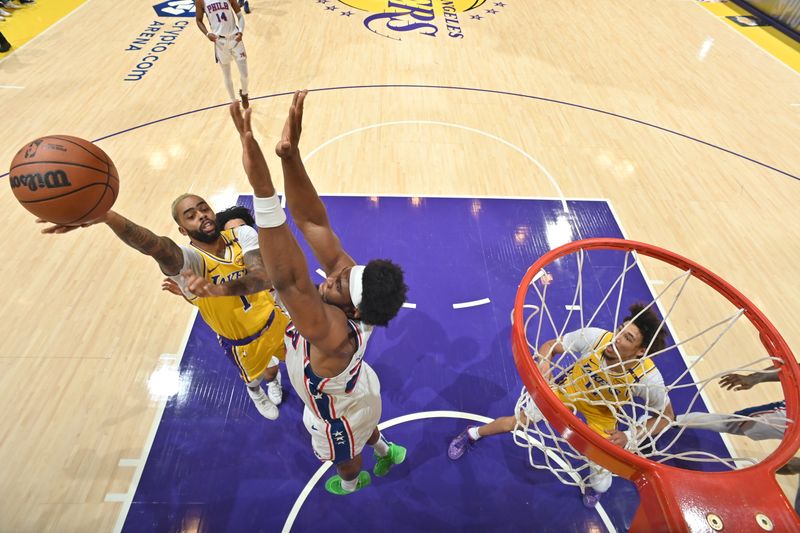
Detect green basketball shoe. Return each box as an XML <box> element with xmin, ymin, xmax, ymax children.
<box><xmin>373</xmin><ymin>442</ymin><xmax>407</xmax><ymax>477</ymax></box>
<box><xmin>325</xmin><ymin>470</ymin><xmax>371</xmax><ymax>495</ymax></box>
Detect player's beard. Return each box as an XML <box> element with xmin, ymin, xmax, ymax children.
<box><xmin>187</xmin><ymin>226</ymin><xmax>220</xmax><ymax>244</ymax></box>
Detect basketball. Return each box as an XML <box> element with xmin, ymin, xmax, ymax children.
<box><xmin>9</xmin><ymin>135</ymin><xmax>119</xmax><ymax>225</ymax></box>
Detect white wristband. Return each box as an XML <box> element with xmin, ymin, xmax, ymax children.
<box><xmin>253</xmin><ymin>194</ymin><xmax>287</xmax><ymax>228</ymax></box>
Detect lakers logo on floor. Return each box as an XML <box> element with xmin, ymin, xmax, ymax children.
<box><xmin>339</xmin><ymin>0</ymin><xmax>486</xmax><ymax>10</ymax></box>
<box><xmin>315</xmin><ymin>0</ymin><xmax>506</xmax><ymax>41</ymax></box>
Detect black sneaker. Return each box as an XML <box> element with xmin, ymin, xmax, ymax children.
<box><xmin>239</xmin><ymin>90</ymin><xmax>249</xmax><ymax>109</ymax></box>
<box><xmin>242</xmin><ymin>0</ymin><xmax>250</xmax><ymax>13</ymax></box>
<box><xmin>0</xmin><ymin>32</ymin><xmax>11</xmax><ymax>53</ymax></box>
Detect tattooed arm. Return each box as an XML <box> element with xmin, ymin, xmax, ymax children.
<box><xmin>39</xmin><ymin>210</ymin><xmax>184</xmax><ymax>276</ymax></box>
<box><xmin>103</xmin><ymin>212</ymin><xmax>184</xmax><ymax>275</ymax></box>
<box><xmin>181</xmin><ymin>249</ymin><xmax>273</xmax><ymax>297</ymax></box>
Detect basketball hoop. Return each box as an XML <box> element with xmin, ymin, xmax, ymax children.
<box><xmin>512</xmin><ymin>238</ymin><xmax>800</xmax><ymax>532</ymax></box>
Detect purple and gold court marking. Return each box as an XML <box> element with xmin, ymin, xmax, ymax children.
<box><xmin>119</xmin><ymin>195</ymin><xmax>728</xmax><ymax>533</ymax></box>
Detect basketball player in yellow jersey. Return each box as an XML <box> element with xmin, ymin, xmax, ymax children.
<box><xmin>449</xmin><ymin>303</ymin><xmax>674</xmax><ymax>508</ymax></box>
<box><xmin>38</xmin><ymin>195</ymin><xmax>288</xmax><ymax>420</ymax></box>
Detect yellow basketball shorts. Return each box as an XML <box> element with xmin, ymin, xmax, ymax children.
<box><xmin>218</xmin><ymin>308</ymin><xmax>290</xmax><ymax>383</ymax></box>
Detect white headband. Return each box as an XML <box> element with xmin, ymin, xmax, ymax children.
<box><xmin>349</xmin><ymin>265</ymin><xmax>366</xmax><ymax>309</ymax></box>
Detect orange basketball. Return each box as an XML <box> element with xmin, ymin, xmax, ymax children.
<box><xmin>9</xmin><ymin>135</ymin><xmax>119</xmax><ymax>225</ymax></box>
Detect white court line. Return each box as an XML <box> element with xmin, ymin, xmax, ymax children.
<box><xmin>303</xmin><ymin>121</ymin><xmax>569</xmax><ymax>212</ymax></box>
<box><xmin>452</xmin><ymin>297</ymin><xmax>491</xmax><ymax>309</ymax></box>
<box><xmin>159</xmin><ymin>353</ymin><xmax>177</xmax><ymax>361</ymax></box>
<box><xmin>104</xmin><ymin>493</ymin><xmax>128</xmax><ymax>503</ymax></box>
<box><xmin>0</xmin><ymin>0</ymin><xmax>96</xmax><ymax>66</ymax></box>
<box><xmin>315</xmin><ymin>268</ymin><xmax>326</xmax><ymax>279</ymax></box>
<box><xmin>401</xmin><ymin>302</ymin><xmax>417</xmax><ymax>309</ymax></box>
<box><xmin>0</xmin><ymin>85</ymin><xmax>25</xmax><ymax>90</ymax></box>
<box><xmin>565</xmin><ymin>305</ymin><xmax>581</xmax><ymax>311</ymax></box>
<box><xmin>111</xmin><ymin>308</ymin><xmax>199</xmax><ymax>533</ymax></box>
<box><xmin>605</xmin><ymin>202</ymin><xmax>740</xmax><ymax>460</ymax></box>
<box><xmin>117</xmin><ymin>459</ymin><xmax>140</xmax><ymax>468</ymax></box>
<box><xmin>511</xmin><ymin>428</ymin><xmax>616</xmax><ymax>532</ymax></box>
<box><xmin>690</xmin><ymin>1</ymin><xmax>800</xmax><ymax>79</ymax></box>
<box><xmin>281</xmin><ymin>410</ymin><xmax>616</xmax><ymax>533</ymax></box>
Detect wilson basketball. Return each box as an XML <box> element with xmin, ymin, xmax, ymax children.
<box><xmin>9</xmin><ymin>135</ymin><xmax>119</xmax><ymax>225</ymax></box>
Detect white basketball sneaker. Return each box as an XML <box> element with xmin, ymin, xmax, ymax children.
<box><xmin>266</xmin><ymin>370</ymin><xmax>283</xmax><ymax>406</ymax></box>
<box><xmin>246</xmin><ymin>386</ymin><xmax>279</xmax><ymax>420</ymax></box>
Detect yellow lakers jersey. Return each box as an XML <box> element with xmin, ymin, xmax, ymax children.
<box><xmin>189</xmin><ymin>228</ymin><xmax>279</xmax><ymax>340</ymax></box>
<box><xmin>557</xmin><ymin>331</ymin><xmax>656</xmax><ymax>409</ymax></box>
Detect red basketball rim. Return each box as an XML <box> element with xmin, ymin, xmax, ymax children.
<box><xmin>512</xmin><ymin>238</ymin><xmax>800</xmax><ymax>532</ymax></box>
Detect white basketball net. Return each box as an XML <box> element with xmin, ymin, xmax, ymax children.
<box><xmin>512</xmin><ymin>246</ymin><xmax>790</xmax><ymax>493</ymax></box>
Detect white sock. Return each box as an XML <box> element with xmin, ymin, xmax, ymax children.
<box><xmin>266</xmin><ymin>358</ymin><xmax>281</xmax><ymax>383</ymax></box>
<box><xmin>468</xmin><ymin>427</ymin><xmax>482</xmax><ymax>441</ymax></box>
<box><xmin>371</xmin><ymin>433</ymin><xmax>390</xmax><ymax>457</ymax></box>
<box><xmin>219</xmin><ymin>62</ymin><xmax>236</xmax><ymax>100</ymax></box>
<box><xmin>340</xmin><ymin>475</ymin><xmax>359</xmax><ymax>492</ymax></box>
<box><xmin>236</xmin><ymin>59</ymin><xmax>249</xmax><ymax>95</ymax></box>
<box><xmin>589</xmin><ymin>463</ymin><xmax>613</xmax><ymax>493</ymax></box>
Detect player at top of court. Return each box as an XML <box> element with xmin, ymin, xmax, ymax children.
<box><xmin>229</xmin><ymin>91</ymin><xmax>409</xmax><ymax>495</ymax></box>
<box><xmin>38</xmin><ymin>198</ymin><xmax>288</xmax><ymax>421</ymax></box>
<box><xmin>195</xmin><ymin>0</ymin><xmax>251</xmax><ymax>108</ymax></box>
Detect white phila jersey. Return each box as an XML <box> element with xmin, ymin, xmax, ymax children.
<box><xmin>204</xmin><ymin>0</ymin><xmax>239</xmax><ymax>37</ymax></box>
<box><xmin>285</xmin><ymin>319</ymin><xmax>382</xmax><ymax>463</ymax></box>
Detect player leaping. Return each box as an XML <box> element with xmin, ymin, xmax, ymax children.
<box><xmin>229</xmin><ymin>91</ymin><xmax>409</xmax><ymax>495</ymax></box>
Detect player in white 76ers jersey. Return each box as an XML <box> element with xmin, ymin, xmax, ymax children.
<box><xmin>194</xmin><ymin>0</ymin><xmax>250</xmax><ymax>108</ymax></box>
<box><xmin>230</xmin><ymin>91</ymin><xmax>410</xmax><ymax>495</ymax></box>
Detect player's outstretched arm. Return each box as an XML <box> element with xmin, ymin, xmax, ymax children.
<box><xmin>39</xmin><ymin>211</ymin><xmax>184</xmax><ymax>275</ymax></box>
<box><xmin>276</xmin><ymin>90</ymin><xmax>355</xmax><ymax>276</ymax></box>
<box><xmin>720</xmin><ymin>367</ymin><xmax>780</xmax><ymax>391</ymax></box>
<box><xmin>535</xmin><ymin>338</ymin><xmax>565</xmax><ymax>379</ymax></box>
<box><xmin>230</xmin><ymin>102</ymin><xmax>350</xmax><ymax>352</ymax></box>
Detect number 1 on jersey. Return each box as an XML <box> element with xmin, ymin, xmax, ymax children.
<box><xmin>239</xmin><ymin>295</ymin><xmax>252</xmax><ymax>312</ymax></box>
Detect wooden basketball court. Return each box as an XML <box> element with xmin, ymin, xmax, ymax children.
<box><xmin>1</xmin><ymin>0</ymin><xmax>799</xmax><ymax>530</ymax></box>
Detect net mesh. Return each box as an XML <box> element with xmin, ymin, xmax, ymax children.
<box><xmin>512</xmin><ymin>246</ymin><xmax>792</xmax><ymax>493</ymax></box>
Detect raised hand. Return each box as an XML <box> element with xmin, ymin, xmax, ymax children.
<box><xmin>229</xmin><ymin>102</ymin><xmax>274</xmax><ymax>197</ymax></box>
<box><xmin>276</xmin><ymin>90</ymin><xmax>307</xmax><ymax>159</ymax></box>
<box><xmin>719</xmin><ymin>372</ymin><xmax>761</xmax><ymax>391</ymax></box>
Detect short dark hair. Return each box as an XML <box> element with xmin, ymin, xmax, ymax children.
<box><xmin>623</xmin><ymin>303</ymin><xmax>667</xmax><ymax>355</ymax></box>
<box><xmin>216</xmin><ymin>205</ymin><xmax>255</xmax><ymax>229</ymax></box>
<box><xmin>358</xmin><ymin>259</ymin><xmax>408</xmax><ymax>327</ymax></box>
